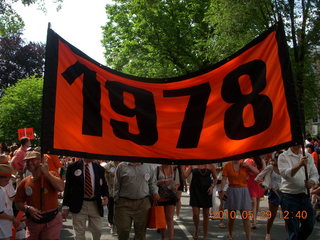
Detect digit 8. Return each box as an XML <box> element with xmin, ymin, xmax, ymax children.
<box><xmin>221</xmin><ymin>60</ymin><xmax>273</xmax><ymax>140</ymax></box>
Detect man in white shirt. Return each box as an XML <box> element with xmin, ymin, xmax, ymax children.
<box><xmin>278</xmin><ymin>145</ymin><xmax>319</xmax><ymax>240</ymax></box>
<box><xmin>0</xmin><ymin>163</ymin><xmax>20</xmax><ymax>240</ymax></box>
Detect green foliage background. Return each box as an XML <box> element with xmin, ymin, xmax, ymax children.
<box><xmin>0</xmin><ymin>76</ymin><xmax>43</xmax><ymax>144</ymax></box>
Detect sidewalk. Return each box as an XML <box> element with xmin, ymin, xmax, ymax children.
<box><xmin>60</xmin><ymin>192</ymin><xmax>320</xmax><ymax>239</ymax></box>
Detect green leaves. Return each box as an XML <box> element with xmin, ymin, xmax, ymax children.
<box><xmin>0</xmin><ymin>76</ymin><xmax>43</xmax><ymax>143</ymax></box>
<box><xmin>102</xmin><ymin>0</ymin><xmax>212</xmax><ymax>78</ymax></box>
<box><xmin>0</xmin><ymin>1</ymin><xmax>24</xmax><ymax>36</ymax></box>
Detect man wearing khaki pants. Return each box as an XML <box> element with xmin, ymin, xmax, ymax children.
<box><xmin>114</xmin><ymin>162</ymin><xmax>160</xmax><ymax>240</ymax></box>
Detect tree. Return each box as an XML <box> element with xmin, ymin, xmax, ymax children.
<box><xmin>102</xmin><ymin>0</ymin><xmax>213</xmax><ymax>78</ymax></box>
<box><xmin>0</xmin><ymin>33</ymin><xmax>45</xmax><ymax>94</ymax></box>
<box><xmin>203</xmin><ymin>0</ymin><xmax>274</xmax><ymax>62</ymax></box>
<box><xmin>0</xmin><ymin>1</ymin><xmax>24</xmax><ymax>36</ymax></box>
<box><xmin>0</xmin><ymin>75</ymin><xmax>43</xmax><ymax>144</ymax></box>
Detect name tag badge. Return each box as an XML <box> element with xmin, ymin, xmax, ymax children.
<box><xmin>74</xmin><ymin>169</ymin><xmax>82</xmax><ymax>176</ymax></box>
<box><xmin>25</xmin><ymin>187</ymin><xmax>33</xmax><ymax>196</ymax></box>
<box><xmin>144</xmin><ymin>173</ymin><xmax>150</xmax><ymax>181</ymax></box>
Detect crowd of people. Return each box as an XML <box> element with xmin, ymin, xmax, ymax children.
<box><xmin>0</xmin><ymin>137</ymin><xmax>320</xmax><ymax>240</ymax></box>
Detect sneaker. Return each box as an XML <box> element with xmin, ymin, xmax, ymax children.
<box><xmin>265</xmin><ymin>234</ymin><xmax>271</xmax><ymax>240</ymax></box>
<box><xmin>111</xmin><ymin>225</ymin><xmax>118</xmax><ymax>236</ymax></box>
<box><xmin>218</xmin><ymin>222</ymin><xmax>226</xmax><ymax>228</ymax></box>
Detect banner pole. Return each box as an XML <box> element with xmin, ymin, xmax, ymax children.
<box><xmin>301</xmin><ymin>145</ymin><xmax>310</xmax><ymax>197</ymax></box>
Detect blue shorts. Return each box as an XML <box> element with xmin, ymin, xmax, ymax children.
<box><xmin>268</xmin><ymin>190</ymin><xmax>281</xmax><ymax>206</ymax></box>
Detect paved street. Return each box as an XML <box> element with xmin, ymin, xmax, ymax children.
<box><xmin>60</xmin><ymin>192</ymin><xmax>320</xmax><ymax>239</ymax></box>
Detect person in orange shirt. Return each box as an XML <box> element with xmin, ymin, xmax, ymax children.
<box><xmin>221</xmin><ymin>160</ymin><xmax>259</xmax><ymax>240</ymax></box>
<box><xmin>15</xmin><ymin>151</ymin><xmax>64</xmax><ymax>240</ymax></box>
<box><xmin>306</xmin><ymin>144</ymin><xmax>318</xmax><ymax>170</ymax></box>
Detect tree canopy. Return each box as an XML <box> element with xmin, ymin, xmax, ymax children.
<box><xmin>0</xmin><ymin>33</ymin><xmax>45</xmax><ymax>94</ymax></box>
<box><xmin>0</xmin><ymin>1</ymin><xmax>24</xmax><ymax>36</ymax></box>
<box><xmin>102</xmin><ymin>0</ymin><xmax>213</xmax><ymax>78</ymax></box>
<box><xmin>0</xmin><ymin>75</ymin><xmax>43</xmax><ymax>144</ymax></box>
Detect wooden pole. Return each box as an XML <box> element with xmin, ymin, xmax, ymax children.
<box><xmin>40</xmin><ymin>154</ymin><xmax>46</xmax><ymax>211</ymax></box>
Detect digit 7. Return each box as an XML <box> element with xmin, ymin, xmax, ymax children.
<box><xmin>163</xmin><ymin>82</ymin><xmax>211</xmax><ymax>148</ymax></box>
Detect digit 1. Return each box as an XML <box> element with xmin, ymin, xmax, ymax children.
<box><xmin>61</xmin><ymin>61</ymin><xmax>102</xmax><ymax>136</ymax></box>
<box><xmin>221</xmin><ymin>60</ymin><xmax>273</xmax><ymax>140</ymax></box>
<box><xmin>105</xmin><ymin>81</ymin><xmax>158</xmax><ymax>145</ymax></box>
<box><xmin>163</xmin><ymin>82</ymin><xmax>211</xmax><ymax>148</ymax></box>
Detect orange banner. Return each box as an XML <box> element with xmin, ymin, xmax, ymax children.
<box><xmin>42</xmin><ymin>23</ymin><xmax>302</xmax><ymax>164</ymax></box>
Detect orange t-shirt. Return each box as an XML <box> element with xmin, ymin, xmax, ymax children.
<box><xmin>312</xmin><ymin>152</ymin><xmax>318</xmax><ymax>169</ymax></box>
<box><xmin>15</xmin><ymin>171</ymin><xmax>60</xmax><ymax>211</ymax></box>
<box><xmin>222</xmin><ymin>162</ymin><xmax>249</xmax><ymax>187</ymax></box>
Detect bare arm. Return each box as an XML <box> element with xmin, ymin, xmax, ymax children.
<box><xmin>0</xmin><ymin>212</ymin><xmax>20</xmax><ymax>228</ymax></box>
<box><xmin>183</xmin><ymin>165</ymin><xmax>192</xmax><ymax>178</ymax></box>
<box><xmin>255</xmin><ymin>165</ymin><xmax>273</xmax><ymax>182</ymax></box>
<box><xmin>220</xmin><ymin>175</ymin><xmax>227</xmax><ymax>194</ymax></box>
<box><xmin>43</xmin><ymin>171</ymin><xmax>64</xmax><ymax>192</ymax></box>
<box><xmin>41</xmin><ymin>158</ymin><xmax>64</xmax><ymax>192</ymax></box>
<box><xmin>242</xmin><ymin>162</ymin><xmax>259</xmax><ymax>174</ymax></box>
<box><xmin>15</xmin><ymin>201</ymin><xmax>43</xmax><ymax>220</ymax></box>
<box><xmin>210</xmin><ymin>164</ymin><xmax>218</xmax><ymax>185</ymax></box>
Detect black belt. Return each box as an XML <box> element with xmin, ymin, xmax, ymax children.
<box><xmin>30</xmin><ymin>208</ymin><xmax>59</xmax><ymax>224</ymax></box>
<box><xmin>119</xmin><ymin>196</ymin><xmax>148</xmax><ymax>201</ymax></box>
<box><xmin>282</xmin><ymin>192</ymin><xmax>308</xmax><ymax>198</ymax></box>
<box><xmin>83</xmin><ymin>198</ymin><xmax>96</xmax><ymax>201</ymax></box>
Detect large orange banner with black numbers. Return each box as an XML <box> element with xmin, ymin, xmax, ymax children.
<box><xmin>41</xmin><ymin>23</ymin><xmax>302</xmax><ymax>164</ymax></box>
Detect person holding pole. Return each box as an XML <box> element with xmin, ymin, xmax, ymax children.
<box><xmin>14</xmin><ymin>151</ymin><xmax>64</xmax><ymax>240</ymax></box>
<box><xmin>278</xmin><ymin>145</ymin><xmax>319</xmax><ymax>240</ymax></box>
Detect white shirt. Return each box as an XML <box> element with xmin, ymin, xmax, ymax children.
<box><xmin>278</xmin><ymin>148</ymin><xmax>319</xmax><ymax>194</ymax></box>
<box><xmin>83</xmin><ymin>161</ymin><xmax>95</xmax><ymax>197</ymax></box>
<box><xmin>255</xmin><ymin>165</ymin><xmax>281</xmax><ymax>190</ymax></box>
<box><xmin>0</xmin><ymin>187</ymin><xmax>13</xmax><ymax>238</ymax></box>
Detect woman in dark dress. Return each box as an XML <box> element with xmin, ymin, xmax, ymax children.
<box><xmin>184</xmin><ymin>164</ymin><xmax>217</xmax><ymax>239</ymax></box>
<box><xmin>174</xmin><ymin>165</ymin><xmax>185</xmax><ymax>220</ymax></box>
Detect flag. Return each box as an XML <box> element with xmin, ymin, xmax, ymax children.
<box><xmin>41</xmin><ymin>23</ymin><xmax>302</xmax><ymax>164</ymax></box>
<box><xmin>17</xmin><ymin>128</ymin><xmax>34</xmax><ymax>140</ymax></box>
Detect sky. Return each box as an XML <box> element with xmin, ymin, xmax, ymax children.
<box><xmin>12</xmin><ymin>0</ymin><xmax>114</xmax><ymax>64</ymax></box>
